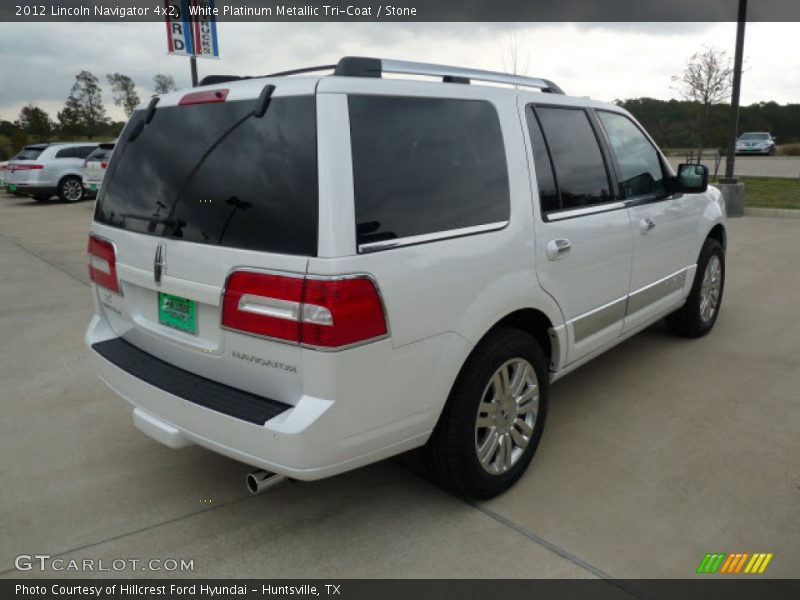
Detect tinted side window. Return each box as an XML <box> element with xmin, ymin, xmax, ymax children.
<box><xmin>55</xmin><ymin>148</ymin><xmax>73</xmax><ymax>158</ymax></box>
<box><xmin>598</xmin><ymin>111</ymin><xmax>667</xmax><ymax>200</ymax></box>
<box><xmin>74</xmin><ymin>146</ymin><xmax>97</xmax><ymax>159</ymax></box>
<box><xmin>348</xmin><ymin>95</ymin><xmax>510</xmax><ymax>248</ymax></box>
<box><xmin>535</xmin><ymin>107</ymin><xmax>612</xmax><ymax>210</ymax></box>
<box><xmin>525</xmin><ymin>107</ymin><xmax>559</xmax><ymax>214</ymax></box>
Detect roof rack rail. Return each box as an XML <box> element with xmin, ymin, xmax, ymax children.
<box><xmin>264</xmin><ymin>64</ymin><xmax>336</xmax><ymax>77</ymax></box>
<box><xmin>334</xmin><ymin>56</ymin><xmax>565</xmax><ymax>94</ymax></box>
<box><xmin>199</xmin><ymin>75</ymin><xmax>249</xmax><ymax>86</ymax></box>
<box><xmin>199</xmin><ymin>65</ymin><xmax>335</xmax><ymax>87</ymax></box>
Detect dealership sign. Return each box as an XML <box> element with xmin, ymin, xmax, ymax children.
<box><xmin>164</xmin><ymin>0</ymin><xmax>219</xmax><ymax>58</ymax></box>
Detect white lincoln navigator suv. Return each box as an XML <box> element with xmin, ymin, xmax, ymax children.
<box><xmin>85</xmin><ymin>57</ymin><xmax>726</xmax><ymax>498</ymax></box>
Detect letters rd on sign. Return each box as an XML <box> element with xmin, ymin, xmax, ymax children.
<box><xmin>165</xmin><ymin>0</ymin><xmax>220</xmax><ymax>59</ymax></box>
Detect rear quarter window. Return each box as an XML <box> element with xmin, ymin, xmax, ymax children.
<box><xmin>348</xmin><ymin>95</ymin><xmax>510</xmax><ymax>250</ymax></box>
<box><xmin>16</xmin><ymin>147</ymin><xmax>45</xmax><ymax>160</ymax></box>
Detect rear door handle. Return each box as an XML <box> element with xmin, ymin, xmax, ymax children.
<box><xmin>546</xmin><ymin>238</ymin><xmax>572</xmax><ymax>260</ymax></box>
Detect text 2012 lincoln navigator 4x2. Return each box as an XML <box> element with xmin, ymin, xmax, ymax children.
<box><xmin>85</xmin><ymin>57</ymin><xmax>726</xmax><ymax>498</ymax></box>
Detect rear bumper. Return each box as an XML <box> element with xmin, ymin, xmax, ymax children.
<box><xmin>85</xmin><ymin>315</ymin><xmax>453</xmax><ymax>480</ymax></box>
<box><xmin>4</xmin><ymin>184</ymin><xmax>56</xmax><ymax>196</ymax></box>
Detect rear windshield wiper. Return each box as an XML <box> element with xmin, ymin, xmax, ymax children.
<box><xmin>127</xmin><ymin>97</ymin><xmax>160</xmax><ymax>143</ymax></box>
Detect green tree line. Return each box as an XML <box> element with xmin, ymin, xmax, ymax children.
<box><xmin>616</xmin><ymin>98</ymin><xmax>800</xmax><ymax>151</ymax></box>
<box><xmin>0</xmin><ymin>72</ymin><xmax>178</xmax><ymax>160</ymax></box>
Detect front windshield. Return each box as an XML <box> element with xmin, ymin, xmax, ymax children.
<box><xmin>739</xmin><ymin>133</ymin><xmax>770</xmax><ymax>141</ymax></box>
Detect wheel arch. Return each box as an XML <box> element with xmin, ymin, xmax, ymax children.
<box><xmin>475</xmin><ymin>307</ymin><xmax>560</xmax><ymax>372</ymax></box>
<box><xmin>57</xmin><ymin>171</ymin><xmax>83</xmax><ymax>187</ymax></box>
<box><xmin>707</xmin><ymin>223</ymin><xmax>727</xmax><ymax>250</ymax></box>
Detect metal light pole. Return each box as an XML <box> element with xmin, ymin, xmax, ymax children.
<box><xmin>190</xmin><ymin>55</ymin><xmax>199</xmax><ymax>87</ymax></box>
<box><xmin>724</xmin><ymin>0</ymin><xmax>748</xmax><ymax>180</ymax></box>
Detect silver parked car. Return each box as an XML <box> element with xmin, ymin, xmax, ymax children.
<box><xmin>4</xmin><ymin>142</ymin><xmax>98</xmax><ymax>202</ymax></box>
<box><xmin>735</xmin><ymin>132</ymin><xmax>776</xmax><ymax>156</ymax></box>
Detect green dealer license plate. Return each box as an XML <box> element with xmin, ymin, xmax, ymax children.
<box><xmin>158</xmin><ymin>292</ymin><xmax>197</xmax><ymax>334</ymax></box>
<box><xmin>8</xmin><ymin>184</ymin><xmax>16</xmax><ymax>192</ymax></box>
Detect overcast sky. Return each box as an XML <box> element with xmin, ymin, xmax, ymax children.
<box><xmin>1</xmin><ymin>21</ymin><xmax>799</xmax><ymax>122</ymax></box>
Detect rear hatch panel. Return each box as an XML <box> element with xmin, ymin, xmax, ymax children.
<box><xmin>91</xmin><ymin>79</ymin><xmax>318</xmax><ymax>406</ymax></box>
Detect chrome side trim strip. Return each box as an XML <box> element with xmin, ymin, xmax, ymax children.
<box><xmin>546</xmin><ymin>202</ymin><xmax>626</xmax><ymax>222</ymax></box>
<box><xmin>358</xmin><ymin>221</ymin><xmax>508</xmax><ymax>253</ymax></box>
<box><xmin>626</xmin><ymin>268</ymin><xmax>688</xmax><ymax>316</ymax></box>
<box><xmin>566</xmin><ymin>267</ymin><xmax>692</xmax><ymax>345</ymax></box>
<box><xmin>570</xmin><ymin>296</ymin><xmax>627</xmax><ymax>343</ymax></box>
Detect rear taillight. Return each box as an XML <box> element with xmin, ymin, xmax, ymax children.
<box><xmin>15</xmin><ymin>164</ymin><xmax>44</xmax><ymax>170</ymax></box>
<box><xmin>301</xmin><ymin>278</ymin><xmax>387</xmax><ymax>348</ymax></box>
<box><xmin>101</xmin><ymin>161</ymin><xmax>108</xmax><ymax>169</ymax></box>
<box><xmin>222</xmin><ymin>271</ymin><xmax>387</xmax><ymax>349</ymax></box>
<box><xmin>87</xmin><ymin>234</ymin><xmax>120</xmax><ymax>294</ymax></box>
<box><xmin>179</xmin><ymin>88</ymin><xmax>229</xmax><ymax>106</ymax></box>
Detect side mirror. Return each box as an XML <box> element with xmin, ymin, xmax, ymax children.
<box><xmin>676</xmin><ymin>163</ymin><xmax>709</xmax><ymax>194</ymax></box>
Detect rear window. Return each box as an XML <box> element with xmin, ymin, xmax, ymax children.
<box><xmin>15</xmin><ymin>147</ymin><xmax>44</xmax><ymax>160</ymax></box>
<box><xmin>348</xmin><ymin>95</ymin><xmax>509</xmax><ymax>250</ymax></box>
<box><xmin>87</xmin><ymin>144</ymin><xmax>114</xmax><ymax>161</ymax></box>
<box><xmin>95</xmin><ymin>96</ymin><xmax>318</xmax><ymax>256</ymax></box>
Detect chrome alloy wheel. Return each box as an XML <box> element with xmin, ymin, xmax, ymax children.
<box><xmin>474</xmin><ymin>358</ymin><xmax>539</xmax><ymax>475</ymax></box>
<box><xmin>62</xmin><ymin>179</ymin><xmax>83</xmax><ymax>202</ymax></box>
<box><xmin>699</xmin><ymin>255</ymin><xmax>722</xmax><ymax>323</ymax></box>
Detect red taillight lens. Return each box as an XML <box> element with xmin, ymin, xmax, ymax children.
<box><xmin>87</xmin><ymin>234</ymin><xmax>120</xmax><ymax>293</ymax></box>
<box><xmin>15</xmin><ymin>164</ymin><xmax>44</xmax><ymax>170</ymax></box>
<box><xmin>222</xmin><ymin>272</ymin><xmax>304</xmax><ymax>342</ymax></box>
<box><xmin>221</xmin><ymin>272</ymin><xmax>387</xmax><ymax>349</ymax></box>
<box><xmin>101</xmin><ymin>161</ymin><xmax>108</xmax><ymax>169</ymax></box>
<box><xmin>301</xmin><ymin>278</ymin><xmax>387</xmax><ymax>348</ymax></box>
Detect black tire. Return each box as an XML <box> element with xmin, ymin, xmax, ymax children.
<box><xmin>426</xmin><ymin>327</ymin><xmax>549</xmax><ymax>499</ymax></box>
<box><xmin>666</xmin><ymin>238</ymin><xmax>725</xmax><ymax>338</ymax></box>
<box><xmin>58</xmin><ymin>176</ymin><xmax>84</xmax><ymax>203</ymax></box>
<box><xmin>768</xmin><ymin>147</ymin><xmax>776</xmax><ymax>156</ymax></box>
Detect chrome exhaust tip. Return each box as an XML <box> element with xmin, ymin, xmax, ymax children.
<box><xmin>246</xmin><ymin>470</ymin><xmax>286</xmax><ymax>495</ymax></box>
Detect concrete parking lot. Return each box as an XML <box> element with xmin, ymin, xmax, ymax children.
<box><xmin>1</xmin><ymin>192</ymin><xmax>798</xmax><ymax>580</ymax></box>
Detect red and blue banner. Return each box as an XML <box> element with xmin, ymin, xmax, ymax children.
<box><xmin>165</xmin><ymin>0</ymin><xmax>219</xmax><ymax>59</ymax></box>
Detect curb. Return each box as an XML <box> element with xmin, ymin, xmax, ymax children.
<box><xmin>745</xmin><ymin>207</ymin><xmax>800</xmax><ymax>219</ymax></box>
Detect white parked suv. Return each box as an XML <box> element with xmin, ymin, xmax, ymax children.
<box><xmin>82</xmin><ymin>142</ymin><xmax>116</xmax><ymax>197</ymax></box>
<box><xmin>4</xmin><ymin>142</ymin><xmax>97</xmax><ymax>202</ymax></box>
<box><xmin>85</xmin><ymin>58</ymin><xmax>727</xmax><ymax>498</ymax></box>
